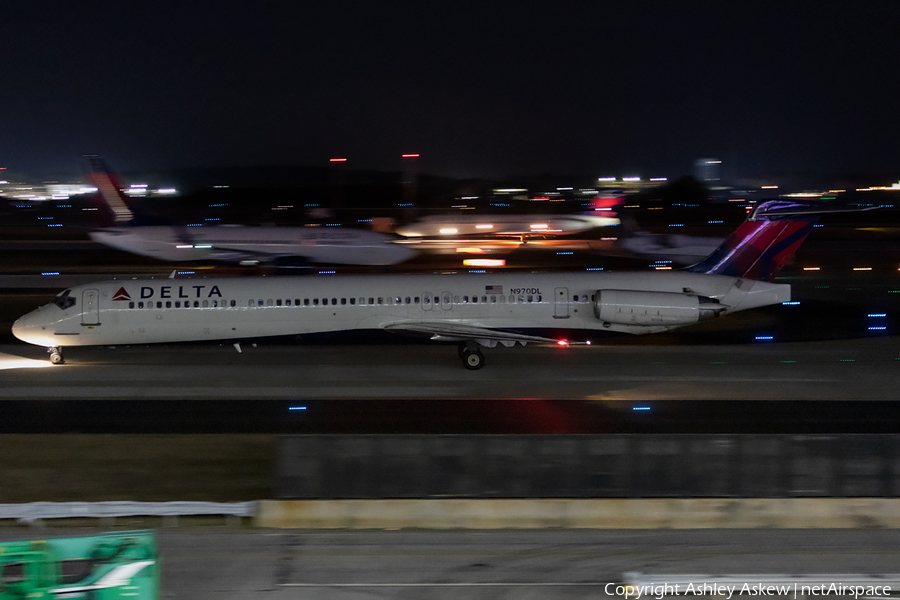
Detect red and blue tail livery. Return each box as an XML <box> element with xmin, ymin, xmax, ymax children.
<box><xmin>686</xmin><ymin>200</ymin><xmax>860</xmax><ymax>282</ymax></box>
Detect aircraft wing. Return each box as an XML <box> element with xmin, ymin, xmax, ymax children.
<box><xmin>383</xmin><ymin>321</ymin><xmax>564</xmax><ymax>347</ymax></box>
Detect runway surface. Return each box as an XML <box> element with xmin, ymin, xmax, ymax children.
<box><xmin>3</xmin><ymin>527</ymin><xmax>900</xmax><ymax>599</ymax></box>
<box><xmin>2</xmin><ymin>335</ymin><xmax>898</xmax><ymax>402</ymax></box>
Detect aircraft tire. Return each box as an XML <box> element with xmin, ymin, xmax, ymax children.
<box><xmin>462</xmin><ymin>349</ymin><xmax>485</xmax><ymax>370</ymax></box>
<box><xmin>50</xmin><ymin>351</ymin><xmax>64</xmax><ymax>365</ymax></box>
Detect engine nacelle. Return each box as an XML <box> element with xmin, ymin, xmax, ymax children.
<box><xmin>593</xmin><ymin>289</ymin><xmax>725</xmax><ymax>326</ymax></box>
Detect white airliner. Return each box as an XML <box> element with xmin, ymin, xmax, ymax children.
<box><xmin>83</xmin><ymin>155</ymin><xmax>416</xmax><ymax>266</ymax></box>
<box><xmin>394</xmin><ymin>212</ymin><xmax>620</xmax><ymax>239</ymax></box>
<box><xmin>11</xmin><ymin>200</ymin><xmax>859</xmax><ymax>369</ymax></box>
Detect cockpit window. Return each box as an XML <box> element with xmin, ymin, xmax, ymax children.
<box><xmin>53</xmin><ymin>289</ymin><xmax>76</xmax><ymax>310</ymax></box>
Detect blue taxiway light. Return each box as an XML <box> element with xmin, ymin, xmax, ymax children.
<box><xmin>289</xmin><ymin>406</ymin><xmax>307</xmax><ymax>411</ymax></box>
<box><xmin>868</xmin><ymin>314</ymin><xmax>887</xmax><ymax>318</ymax></box>
<box><xmin>633</xmin><ymin>406</ymin><xmax>651</xmax><ymax>411</ymax></box>
<box><xmin>755</xmin><ymin>336</ymin><xmax>774</xmax><ymax>341</ymax></box>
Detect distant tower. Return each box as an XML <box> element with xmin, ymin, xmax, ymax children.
<box><xmin>695</xmin><ymin>158</ymin><xmax>721</xmax><ymax>183</ymax></box>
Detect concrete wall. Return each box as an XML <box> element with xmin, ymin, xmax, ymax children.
<box><xmin>256</xmin><ymin>498</ymin><xmax>900</xmax><ymax>529</ymax></box>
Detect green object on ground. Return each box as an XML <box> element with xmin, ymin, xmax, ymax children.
<box><xmin>0</xmin><ymin>530</ymin><xmax>158</xmax><ymax>599</ymax></box>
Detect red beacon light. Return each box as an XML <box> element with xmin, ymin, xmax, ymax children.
<box><xmin>557</xmin><ymin>339</ymin><xmax>569</xmax><ymax>347</ymax></box>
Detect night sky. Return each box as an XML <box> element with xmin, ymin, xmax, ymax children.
<box><xmin>2</xmin><ymin>2</ymin><xmax>899</xmax><ymax>182</ymax></box>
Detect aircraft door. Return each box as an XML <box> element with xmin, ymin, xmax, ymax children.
<box><xmin>440</xmin><ymin>291</ymin><xmax>452</xmax><ymax>311</ymax></box>
<box><xmin>422</xmin><ymin>292</ymin><xmax>433</xmax><ymax>311</ymax></box>
<box><xmin>81</xmin><ymin>289</ymin><xmax>100</xmax><ymax>325</ymax></box>
<box><xmin>554</xmin><ymin>287</ymin><xmax>569</xmax><ymax>319</ymax></box>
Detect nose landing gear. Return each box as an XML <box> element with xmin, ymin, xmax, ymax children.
<box><xmin>48</xmin><ymin>347</ymin><xmax>64</xmax><ymax>364</ymax></box>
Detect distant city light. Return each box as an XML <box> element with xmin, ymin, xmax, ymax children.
<box><xmin>650</xmin><ymin>178</ymin><xmax>668</xmax><ymax>182</ymax></box>
<box><xmin>597</xmin><ymin>177</ymin><xmax>616</xmax><ymax>182</ymax></box>
<box><xmin>623</xmin><ymin>177</ymin><xmax>641</xmax><ymax>182</ymax></box>
<box><xmin>439</xmin><ymin>228</ymin><xmax>458</xmax><ymax>234</ymax></box>
<box><xmin>761</xmin><ymin>185</ymin><xmax>779</xmax><ymax>189</ymax></box>
<box><xmin>475</xmin><ymin>224</ymin><xmax>493</xmax><ymax>230</ymax></box>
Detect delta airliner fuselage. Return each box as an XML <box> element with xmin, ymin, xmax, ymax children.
<box><xmin>12</xmin><ymin>270</ymin><xmax>787</xmax><ymax>367</ymax></box>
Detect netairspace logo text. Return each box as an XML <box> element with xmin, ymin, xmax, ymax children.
<box><xmin>606</xmin><ymin>582</ymin><xmax>892</xmax><ymax>599</ymax></box>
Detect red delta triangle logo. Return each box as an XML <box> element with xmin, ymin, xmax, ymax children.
<box><xmin>112</xmin><ymin>287</ymin><xmax>132</xmax><ymax>301</ymax></box>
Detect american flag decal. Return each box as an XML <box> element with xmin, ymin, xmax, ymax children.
<box><xmin>485</xmin><ymin>285</ymin><xmax>503</xmax><ymax>294</ymax></box>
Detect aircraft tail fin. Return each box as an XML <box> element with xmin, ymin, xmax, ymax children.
<box><xmin>686</xmin><ymin>199</ymin><xmax>873</xmax><ymax>282</ymax></box>
<box><xmin>84</xmin><ymin>154</ymin><xmax>135</xmax><ymax>225</ymax></box>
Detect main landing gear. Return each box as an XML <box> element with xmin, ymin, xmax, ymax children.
<box><xmin>48</xmin><ymin>346</ymin><xmax>64</xmax><ymax>364</ymax></box>
<box><xmin>458</xmin><ymin>342</ymin><xmax>485</xmax><ymax>370</ymax></box>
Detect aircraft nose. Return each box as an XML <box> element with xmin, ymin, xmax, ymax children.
<box><xmin>11</xmin><ymin>313</ymin><xmax>42</xmax><ymax>346</ymax></box>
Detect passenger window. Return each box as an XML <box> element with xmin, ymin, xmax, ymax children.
<box><xmin>462</xmin><ymin>296</ymin><xmax>468</xmax><ymax>303</ymax></box>
<box><xmin>276</xmin><ymin>299</ymin><xmax>282</xmax><ymax>306</ymax></box>
<box><xmin>405</xmin><ymin>297</ymin><xmax>411</xmax><ymax>304</ymax></box>
<box><xmin>453</xmin><ymin>295</ymin><xmax>459</xmax><ymax>303</ymax></box>
<box><xmin>527</xmin><ymin>295</ymin><xmax>533</xmax><ymax>303</ymax></box>
<box><xmin>491</xmin><ymin>296</ymin><xmax>496</xmax><ymax>303</ymax></box>
<box><xmin>395</xmin><ymin>297</ymin><xmax>401</xmax><ymax>304</ymax></box>
<box><xmin>202</xmin><ymin>300</ymin><xmax>209</xmax><ymax>308</ymax></box>
<box><xmin>138</xmin><ymin>301</ymin><xmax>144</xmax><ymax>309</ymax></box>
<box><xmin>313</xmin><ymin>298</ymin><xmax>319</xmax><ymax>306</ymax></box>
<box><xmin>368</xmin><ymin>298</ymin><xmax>374</xmax><ymax>305</ymax></box>
<box><xmin>472</xmin><ymin>296</ymin><xmax>478</xmax><ymax>304</ymax></box>
<box><xmin>230</xmin><ymin>300</ymin><xmax>236</xmax><ymax>307</ymax></box>
<box><xmin>377</xmin><ymin>297</ymin><xmax>383</xmax><ymax>305</ymax></box>
<box><xmin>341</xmin><ymin>298</ymin><xmax>347</xmax><ymax>305</ymax></box>
<box><xmin>423</xmin><ymin>296</ymin><xmax>430</xmax><ymax>305</ymax></box>
<box><xmin>331</xmin><ymin>298</ymin><xmax>336</xmax><ymax>305</ymax></box>
<box><xmin>509</xmin><ymin>295</ymin><xmax>514</xmax><ymax>303</ymax></box>
<box><xmin>537</xmin><ymin>295</ymin><xmax>542</xmax><ymax>302</ymax></box>
<box><xmin>304</xmin><ymin>299</ymin><xmax>310</xmax><ymax>306</ymax></box>
<box><xmin>414</xmin><ymin>297</ymin><xmax>420</xmax><ymax>304</ymax></box>
<box><xmin>350</xmin><ymin>298</ymin><xmax>356</xmax><ymax>305</ymax></box>
<box><xmin>166</xmin><ymin>301</ymin><xmax>172</xmax><ymax>308</ymax></box>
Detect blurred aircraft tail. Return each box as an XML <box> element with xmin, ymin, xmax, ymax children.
<box><xmin>686</xmin><ymin>199</ymin><xmax>874</xmax><ymax>282</ymax></box>
<box><xmin>84</xmin><ymin>154</ymin><xmax>134</xmax><ymax>226</ymax></box>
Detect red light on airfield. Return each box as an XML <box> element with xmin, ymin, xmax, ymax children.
<box><xmin>557</xmin><ymin>339</ymin><xmax>569</xmax><ymax>347</ymax></box>
<box><xmin>329</xmin><ymin>158</ymin><xmax>348</xmax><ymax>162</ymax></box>
<box><xmin>401</xmin><ymin>154</ymin><xmax>420</xmax><ymax>158</ymax></box>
